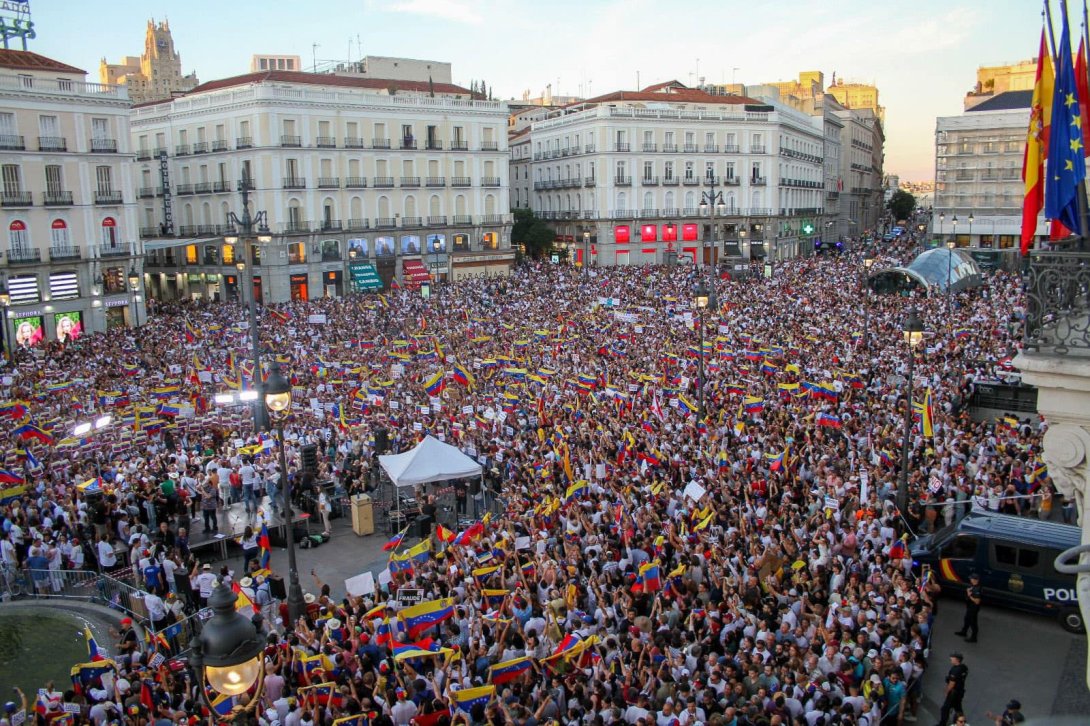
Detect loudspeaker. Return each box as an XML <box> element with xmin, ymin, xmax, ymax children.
<box><xmin>374</xmin><ymin>428</ymin><xmax>390</xmax><ymax>455</ymax></box>
<box><xmin>300</xmin><ymin>444</ymin><xmax>318</xmax><ymax>474</ymax></box>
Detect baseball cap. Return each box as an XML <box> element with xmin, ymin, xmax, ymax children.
<box><xmin>1006</xmin><ymin>699</ymin><xmax>1021</xmax><ymax>709</ymax></box>
<box><xmin>121</xmin><ymin>617</ymin><xmax>132</xmax><ymax>625</ymax></box>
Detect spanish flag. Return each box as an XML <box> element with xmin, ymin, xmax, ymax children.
<box><xmin>1021</xmin><ymin>27</ymin><xmax>1054</xmax><ymax>253</ymax></box>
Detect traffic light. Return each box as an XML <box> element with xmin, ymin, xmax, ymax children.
<box><xmin>800</xmin><ymin>220</ymin><xmax>815</xmax><ymax>237</ymax></box>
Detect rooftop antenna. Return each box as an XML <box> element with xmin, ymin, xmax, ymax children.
<box><xmin>312</xmin><ymin>43</ymin><xmax>320</xmax><ymax>73</ymax></box>
<box><xmin>696</xmin><ymin>58</ymin><xmax>700</xmax><ymax>86</ymax></box>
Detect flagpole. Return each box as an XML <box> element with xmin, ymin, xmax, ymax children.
<box><xmin>1047</xmin><ymin>0</ymin><xmax>1059</xmax><ymax>58</ymax></box>
<box><xmin>1065</xmin><ymin>0</ymin><xmax>1090</xmax><ymax>240</ymax></box>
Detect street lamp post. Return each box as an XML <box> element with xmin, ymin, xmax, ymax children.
<box><xmin>225</xmin><ymin>174</ymin><xmax>272</xmax><ymax>432</ymax></box>
<box><xmin>939</xmin><ymin>212</ymin><xmax>945</xmax><ymax>244</ymax></box>
<box><xmin>693</xmin><ymin>281</ymin><xmax>716</xmax><ymax>423</ymax></box>
<box><xmin>127</xmin><ymin>266</ymin><xmax>141</xmax><ymax>327</ymax></box>
<box><xmin>968</xmin><ymin>212</ymin><xmax>974</xmax><ymax>246</ymax></box>
<box><xmin>951</xmin><ymin>215</ymin><xmax>958</xmax><ymax>247</ymax></box>
<box><xmin>946</xmin><ymin>238</ymin><xmax>957</xmax><ymax>314</ymax></box>
<box><xmin>430</xmin><ymin>236</ymin><xmax>445</xmax><ymax>314</ymax></box>
<box><xmin>582</xmin><ymin>231</ymin><xmax>590</xmax><ymax>275</ymax></box>
<box><xmin>700</xmin><ymin>176</ymin><xmax>725</xmax><ymax>269</ymax></box>
<box><xmin>262</xmin><ymin>361</ymin><xmax>306</xmax><ymax>623</ymax></box>
<box><xmin>347</xmin><ymin>248</ymin><xmax>357</xmax><ymax>295</ymax></box>
<box><xmin>862</xmin><ymin>252</ymin><xmax>875</xmax><ymax>348</ymax></box>
<box><xmin>0</xmin><ymin>282</ymin><xmax>9</xmax><ymax>358</ymax></box>
<box><xmin>898</xmin><ymin>309</ymin><xmax>925</xmax><ymax>513</ymax></box>
<box><xmin>190</xmin><ymin>580</ymin><xmax>265</xmax><ymax>720</ymax></box>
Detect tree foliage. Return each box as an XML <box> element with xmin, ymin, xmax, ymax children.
<box><xmin>887</xmin><ymin>189</ymin><xmax>916</xmax><ymax>222</ymax></box>
<box><xmin>512</xmin><ymin>209</ymin><xmax>556</xmax><ymax>259</ymax></box>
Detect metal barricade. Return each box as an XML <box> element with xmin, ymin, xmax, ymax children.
<box><xmin>155</xmin><ymin>607</ymin><xmax>205</xmax><ymax>657</ymax></box>
<box><xmin>0</xmin><ymin>567</ymin><xmax>148</xmax><ymax>622</ymax></box>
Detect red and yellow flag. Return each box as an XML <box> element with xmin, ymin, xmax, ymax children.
<box><xmin>1021</xmin><ymin>27</ymin><xmax>1055</xmax><ymax>254</ymax></box>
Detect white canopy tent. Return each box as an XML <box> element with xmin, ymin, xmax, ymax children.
<box><xmin>379</xmin><ymin>436</ymin><xmax>484</xmax><ymax>529</ymax></box>
<box><xmin>379</xmin><ymin>435</ymin><xmax>483</xmax><ymax>488</ymax></box>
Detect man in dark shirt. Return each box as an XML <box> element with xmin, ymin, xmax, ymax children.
<box><xmin>954</xmin><ymin>572</ymin><xmax>982</xmax><ymax>642</ymax></box>
<box><xmin>937</xmin><ymin>652</ymin><xmax>968</xmax><ymax>726</ymax></box>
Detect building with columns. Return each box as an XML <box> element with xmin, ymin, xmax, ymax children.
<box><xmin>130</xmin><ymin>69</ymin><xmax>513</xmax><ymax>303</ymax></box>
<box><xmin>0</xmin><ymin>49</ymin><xmax>142</xmax><ymax>351</ymax></box>
<box><xmin>520</xmin><ymin>81</ymin><xmax>828</xmax><ymax>266</ymax></box>
<box><xmin>99</xmin><ymin>19</ymin><xmax>198</xmax><ymax>105</ymax></box>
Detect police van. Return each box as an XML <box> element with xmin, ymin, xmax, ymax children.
<box><xmin>909</xmin><ymin>512</ymin><xmax>1083</xmax><ymax>632</ymax></box>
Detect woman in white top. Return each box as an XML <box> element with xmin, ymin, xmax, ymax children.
<box><xmin>46</xmin><ymin>540</ymin><xmax>63</xmax><ymax>591</ymax></box>
<box><xmin>96</xmin><ymin>533</ymin><xmax>117</xmax><ymax>572</ymax></box>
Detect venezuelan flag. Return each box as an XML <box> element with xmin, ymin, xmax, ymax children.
<box><xmin>489</xmin><ymin>656</ymin><xmax>532</xmax><ymax>685</ymax></box>
<box><xmin>766</xmin><ymin>451</ymin><xmax>785</xmax><ymax>472</ymax></box>
<box><xmin>676</xmin><ymin>396</ymin><xmax>696</xmax><ymax>417</ymax></box>
<box><xmin>0</xmin><ymin>469</ymin><xmax>24</xmax><ymax>485</ymax></box>
<box><xmin>452</xmin><ymin>363</ymin><xmax>475</xmax><ymax>388</ymax></box>
<box><xmin>392</xmin><ymin>640</ymin><xmax>452</xmax><ymax>661</ymax></box>
<box><xmin>482</xmin><ymin>589</ymin><xmax>508</xmax><ymax>608</ymax></box>
<box><xmin>632</xmin><ymin>562</ymin><xmax>661</xmax><ymax>593</ymax></box>
<box><xmin>472</xmin><ymin>564</ymin><xmax>502</xmax><ymax>585</ymax></box>
<box><xmin>564</xmin><ymin>480</ymin><xmax>588</xmax><ymax>503</ymax></box>
<box><xmin>69</xmin><ymin>660</ymin><xmax>115</xmax><ymax>691</ymax></box>
<box><xmin>423</xmin><ymin>370</ymin><xmax>445</xmax><ymax>396</ymax></box>
<box><xmin>84</xmin><ymin>626</ymin><xmax>106</xmax><ymax>662</ymax></box>
<box><xmin>383</xmin><ymin>525</ymin><xmax>409</xmax><ymax>552</ymax></box>
<box><xmin>816</xmin><ymin>413</ymin><xmax>842</xmax><ymax>428</ymax></box>
<box><xmin>400</xmin><ymin>597</ymin><xmax>455</xmax><ymax>639</ymax></box>
<box><xmin>258</xmin><ymin>524</ymin><xmax>271</xmax><ymax>569</ymax></box>
<box><xmin>332</xmin><ymin>715</ymin><xmax>371</xmax><ymax>726</ymax></box>
<box><xmin>13</xmin><ymin>423</ymin><xmax>54</xmax><ymax>445</ymax></box>
<box><xmin>742</xmin><ymin>397</ymin><xmax>764</xmax><ymax>414</ymax></box>
<box><xmin>452</xmin><ymin>685</ymin><xmax>495</xmax><ymax>714</ymax></box>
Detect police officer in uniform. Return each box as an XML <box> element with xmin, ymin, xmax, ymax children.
<box><xmin>936</xmin><ymin>652</ymin><xmax>969</xmax><ymax>726</ymax></box>
<box><xmin>954</xmin><ymin>571</ymin><xmax>982</xmax><ymax>642</ymax></box>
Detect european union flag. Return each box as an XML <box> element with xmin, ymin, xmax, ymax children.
<box><xmin>1046</xmin><ymin>16</ymin><xmax>1086</xmax><ymax>235</ymax></box>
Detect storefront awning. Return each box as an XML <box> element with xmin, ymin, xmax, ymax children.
<box><xmin>349</xmin><ymin>262</ymin><xmax>383</xmax><ymax>291</ymax></box>
<box><xmin>402</xmin><ymin>259</ymin><xmax>432</xmax><ymax>288</ymax></box>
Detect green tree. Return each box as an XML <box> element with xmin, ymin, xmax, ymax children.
<box><xmin>887</xmin><ymin>189</ymin><xmax>916</xmax><ymax>222</ymax></box>
<box><xmin>511</xmin><ymin>208</ymin><xmax>556</xmax><ymax>259</ymax></box>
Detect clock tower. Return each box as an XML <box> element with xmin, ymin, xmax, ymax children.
<box><xmin>99</xmin><ymin>18</ymin><xmax>199</xmax><ymax>104</ymax></box>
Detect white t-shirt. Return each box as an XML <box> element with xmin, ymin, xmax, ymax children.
<box><xmin>145</xmin><ymin>592</ymin><xmax>167</xmax><ymax>621</ymax></box>
<box><xmin>97</xmin><ymin>540</ymin><xmax>117</xmax><ymax>568</ymax></box>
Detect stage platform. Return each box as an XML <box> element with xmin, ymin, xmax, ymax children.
<box><xmin>187</xmin><ymin>497</ymin><xmax>310</xmax><ymax>562</ymax></box>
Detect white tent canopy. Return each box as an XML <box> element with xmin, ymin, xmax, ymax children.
<box><xmin>378</xmin><ymin>435</ymin><xmax>483</xmax><ymax>488</ymax></box>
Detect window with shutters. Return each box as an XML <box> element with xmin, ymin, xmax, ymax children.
<box><xmin>39</xmin><ymin>115</ymin><xmax>59</xmax><ymax>137</ymax></box>
<box><xmin>101</xmin><ymin>217</ymin><xmax>119</xmax><ymax>248</ymax></box>
<box><xmin>96</xmin><ymin>166</ymin><xmax>113</xmax><ymax>194</ymax></box>
<box><xmin>1</xmin><ymin>164</ymin><xmax>21</xmax><ymax>194</ymax></box>
<box><xmin>50</xmin><ymin>220</ymin><xmax>71</xmax><ymax>249</ymax></box>
<box><xmin>91</xmin><ymin>117</ymin><xmax>109</xmax><ymax>140</ymax></box>
<box><xmin>8</xmin><ymin>220</ymin><xmax>29</xmax><ymax>251</ymax></box>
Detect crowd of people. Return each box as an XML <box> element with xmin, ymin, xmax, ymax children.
<box><xmin>0</xmin><ymin>228</ymin><xmax>1047</xmax><ymax>726</ymax></box>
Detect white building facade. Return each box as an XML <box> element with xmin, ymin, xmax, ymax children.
<box><xmin>130</xmin><ymin>71</ymin><xmax>513</xmax><ymax>303</ymax></box>
<box><xmin>0</xmin><ymin>49</ymin><xmax>141</xmax><ymax>350</ymax></box>
<box><xmin>934</xmin><ymin>93</ymin><xmax>1033</xmax><ymax>249</ymax></box>
<box><xmin>524</xmin><ymin>85</ymin><xmax>827</xmax><ymax>266</ymax></box>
